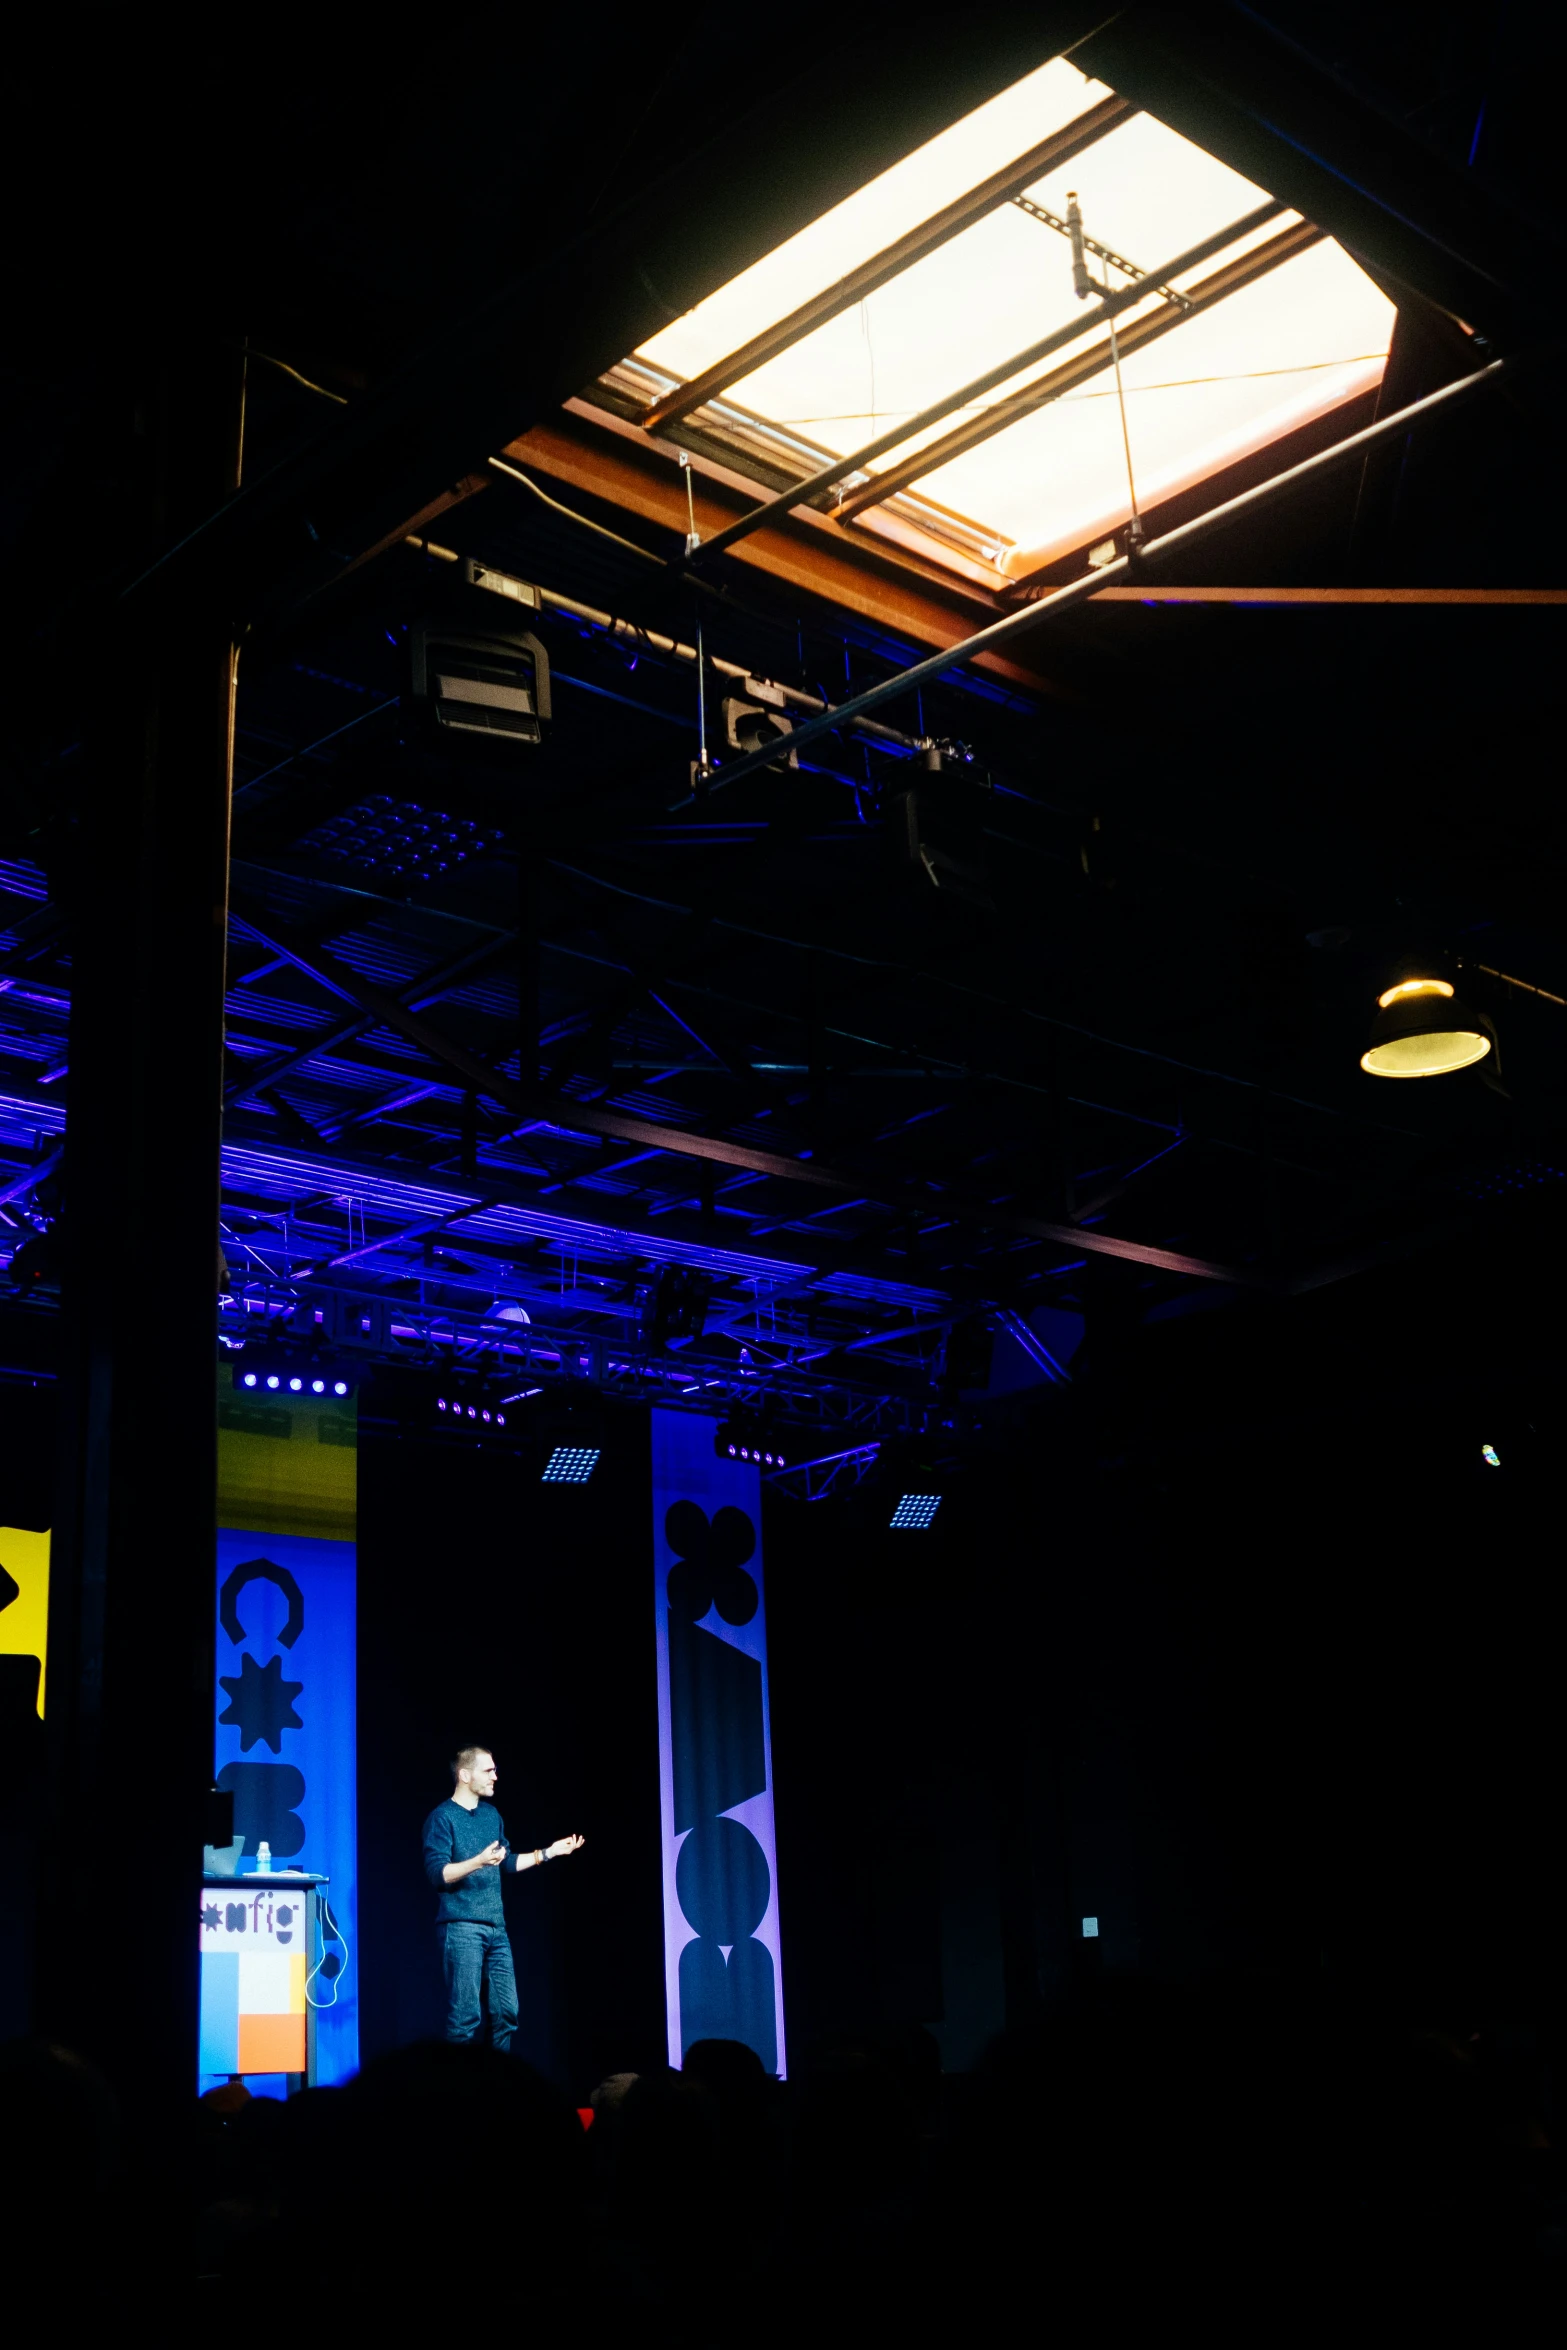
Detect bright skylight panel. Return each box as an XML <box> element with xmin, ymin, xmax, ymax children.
<box><xmin>906</xmin><ymin>239</ymin><xmax>1395</xmax><ymax>572</ymax></box>
<box><xmin>638</xmin><ymin>57</ymin><xmax>1113</xmax><ymax>387</ymax></box>
<box><xmin>1023</xmin><ymin>110</ymin><xmax>1279</xmax><ymax>294</ymax></box>
<box><xmin>714</xmin><ymin>110</ymin><xmax>1291</xmax><ymax>471</ymax></box>
<box><xmin>720</xmin><ymin>204</ymin><xmax>1112</xmax><ymax>461</ymax></box>
<box><xmin>620</xmin><ymin>56</ymin><xmax>1396</xmax><ymax>580</ymax></box>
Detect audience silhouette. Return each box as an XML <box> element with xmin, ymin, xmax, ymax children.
<box><xmin>3</xmin><ymin>1974</ymin><xmax>1564</xmax><ymax>2321</ymax></box>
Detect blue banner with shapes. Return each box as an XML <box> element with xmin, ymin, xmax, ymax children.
<box><xmin>651</xmin><ymin>1409</ymin><xmax>785</xmax><ymax>2077</ymax></box>
<box><xmin>213</xmin><ymin>1529</ymin><xmax>358</xmax><ymax>2085</ymax></box>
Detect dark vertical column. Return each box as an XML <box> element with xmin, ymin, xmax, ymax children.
<box><xmin>43</xmin><ymin>344</ymin><xmax>243</xmax><ymax>2117</ymax></box>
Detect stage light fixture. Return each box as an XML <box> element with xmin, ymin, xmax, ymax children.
<box><xmin>410</xmin><ymin>613</ymin><xmax>552</xmax><ymax>750</ymax></box>
<box><xmin>714</xmin><ymin>1411</ymin><xmax>789</xmax><ymax>1469</ymax></box>
<box><xmin>888</xmin><ymin>757</ymin><xmax>993</xmax><ymax>906</ymax></box>
<box><xmin>543</xmin><ymin>1444</ymin><xmax>600</xmax><ymax>1483</ymax></box>
<box><xmin>889</xmin><ymin>1492</ymin><xmax>942</xmax><ymax>1529</ymax></box>
<box><xmin>1482</xmin><ymin>1443</ymin><xmax>1500</xmax><ymax>1467</ymax></box>
<box><xmin>237</xmin><ymin>1344</ymin><xmax>360</xmax><ymax>1398</ymax></box>
<box><xmin>433</xmin><ymin>1389</ymin><xmax>508</xmax><ymax>1431</ymax></box>
<box><xmin>720</xmin><ymin>686</ymin><xmax>797</xmax><ymax>770</ymax></box>
<box><xmin>294</xmin><ymin>792</ymin><xmax>505</xmax><ymax>892</ymax></box>
<box><xmin>641</xmin><ymin>1266</ymin><xmax>711</xmax><ymax>1350</ymax></box>
<box><xmin>1361</xmin><ymin>974</ymin><xmax>1492</xmax><ymax>1079</ymax></box>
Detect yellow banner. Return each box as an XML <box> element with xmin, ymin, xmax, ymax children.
<box><xmin>217</xmin><ymin>1366</ymin><xmax>357</xmax><ymax>1541</ymax></box>
<box><xmin>0</xmin><ymin>1524</ymin><xmax>49</xmax><ymax>1718</ymax></box>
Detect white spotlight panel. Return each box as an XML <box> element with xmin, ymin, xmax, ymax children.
<box><xmin>543</xmin><ymin>1445</ymin><xmax>601</xmax><ymax>1484</ymax></box>
<box><xmin>890</xmin><ymin>1492</ymin><xmax>941</xmax><ymax>1529</ymax></box>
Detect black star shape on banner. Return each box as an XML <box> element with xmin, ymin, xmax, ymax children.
<box><xmin>201</xmin><ymin>1902</ymin><xmax>222</xmax><ymax>1931</ymax></box>
<box><xmin>218</xmin><ymin>1652</ymin><xmax>304</xmax><ymax>1753</ymax></box>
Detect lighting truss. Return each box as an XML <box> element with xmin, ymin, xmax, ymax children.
<box><xmin>219</xmin><ymin>1257</ymin><xmax>933</xmax><ymax>1440</ymax></box>
<box><xmin>767</xmin><ymin>1442</ymin><xmax>884</xmax><ymax>1504</ymax></box>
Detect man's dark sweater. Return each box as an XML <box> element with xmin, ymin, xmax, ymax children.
<box><xmin>422</xmin><ymin>1797</ymin><xmax>512</xmax><ymax>1924</ymax></box>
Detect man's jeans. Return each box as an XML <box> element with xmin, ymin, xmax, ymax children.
<box><xmin>439</xmin><ymin>1920</ymin><xmax>518</xmax><ymax>2052</ymax></box>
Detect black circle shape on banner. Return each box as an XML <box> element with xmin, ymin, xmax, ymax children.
<box><xmin>665</xmin><ymin>1499</ymin><xmax>759</xmax><ymax>1626</ymax></box>
<box><xmin>676</xmin><ymin>1815</ymin><xmax>771</xmax><ymax>1941</ymax></box>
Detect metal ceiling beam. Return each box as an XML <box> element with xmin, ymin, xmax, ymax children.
<box><xmin>501</xmin><ymin>410</ymin><xmax>1061</xmax><ymax>698</ymax></box>
<box><xmin>1074</xmin><ymin>7</ymin><xmax>1544</xmax><ymax>339</ymax></box>
<box><xmin>834</xmin><ymin>218</ymin><xmax>1320</xmax><ymax>521</ymax></box>
<box><xmin>225</xmin><ymin>920</ymin><xmax>516</xmax><ymax>1105</ymax></box>
<box><xmin>544</xmin><ymin>873</ymin><xmax>1405</xmax><ymax>1155</ymax></box>
<box><xmin>1086</xmin><ymin>587</ymin><xmax>1567</xmax><ymax>605</ymax></box>
<box><xmin>310</xmin><ymin>1198</ymin><xmax>493</xmax><ymax>1274</ymax></box>
<box><xmin>226</xmin><ymin>897</ymin><xmax>1253</xmax><ymax>1285</ymax></box>
<box><xmin>218</xmin><ymin>1118</ymin><xmax>944</xmax><ymax>1301</ymax></box>
<box><xmin>696</xmin><ymin>358</ymin><xmax>1508</xmax><ymax>800</ymax></box>
<box><xmin>315</xmin><ymin>1081</ymin><xmax>449</xmax><ymax>1145</ymax></box>
<box><xmin>640</xmin><ymin>92</ymin><xmax>1134</xmax><ymax>434</ymax></box>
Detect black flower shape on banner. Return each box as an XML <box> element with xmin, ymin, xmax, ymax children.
<box><xmin>218</xmin><ymin>1652</ymin><xmax>304</xmax><ymax>1753</ymax></box>
<box><xmin>665</xmin><ymin>1499</ymin><xmax>758</xmax><ymax>1625</ymax></box>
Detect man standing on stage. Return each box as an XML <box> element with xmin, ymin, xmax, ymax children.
<box><xmin>421</xmin><ymin>1745</ymin><xmax>585</xmax><ymax>2052</ymax></box>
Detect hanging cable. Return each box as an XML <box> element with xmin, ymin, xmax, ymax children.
<box><xmin>1105</xmin><ymin>306</ymin><xmax>1144</xmax><ymax>556</ymax></box>
<box><xmin>679</xmin><ymin>452</ymin><xmax>713</xmax><ymax>786</ymax></box>
<box><xmin>680</xmin><ymin>447</ymin><xmax>701</xmax><ymax>557</ymax></box>
<box><xmin>1067</xmin><ymin>191</ymin><xmax>1144</xmax><ymax>556</ymax></box>
<box><xmin>247</xmin><ymin>347</ymin><xmax>350</xmax><ymax>405</ymax></box>
<box><xmin>487</xmin><ymin>455</ymin><xmax>665</xmax><ymax>565</ymax></box>
<box><xmin>694</xmin><ymin>608</ymin><xmax>711</xmax><ymax>780</ymax></box>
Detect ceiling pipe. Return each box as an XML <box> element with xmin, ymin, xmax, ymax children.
<box><xmin>696</xmin><ymin>357</ymin><xmax>1507</xmax><ymax>800</ymax></box>
<box><xmin>407</xmin><ymin>537</ymin><xmax>929</xmax><ymax>755</ymax></box>
<box><xmin>681</xmin><ymin>199</ymin><xmax>1284</xmax><ymax>568</ymax></box>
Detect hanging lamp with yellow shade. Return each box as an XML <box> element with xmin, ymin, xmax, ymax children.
<box><xmin>1360</xmin><ymin>975</ymin><xmax>1494</xmax><ymax>1079</ymax></box>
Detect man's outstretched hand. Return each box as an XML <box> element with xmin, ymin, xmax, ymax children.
<box><xmin>477</xmin><ymin>1840</ymin><xmax>507</xmax><ymax>1867</ymax></box>
<box><xmin>547</xmin><ymin>1834</ymin><xmax>586</xmax><ymax>1860</ymax></box>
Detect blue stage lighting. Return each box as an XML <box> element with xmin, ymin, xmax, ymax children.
<box><xmin>235</xmin><ymin>1350</ymin><xmax>359</xmax><ymax>1399</ymax></box>
<box><xmin>432</xmin><ymin>1389</ymin><xmax>505</xmax><ymax>1432</ymax></box>
<box><xmin>715</xmin><ymin>1413</ymin><xmax>789</xmax><ymax>1468</ymax></box>
<box><xmin>543</xmin><ymin>1445</ymin><xmax>601</xmax><ymax>1484</ymax></box>
<box><xmin>889</xmin><ymin>1492</ymin><xmax>941</xmax><ymax>1529</ymax></box>
<box><xmin>1082</xmin><ymin>1916</ymin><xmax>1099</xmax><ymax>1939</ymax></box>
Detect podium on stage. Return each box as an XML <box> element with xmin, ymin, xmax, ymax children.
<box><xmin>199</xmin><ymin>1871</ymin><xmax>330</xmax><ymax>2090</ymax></box>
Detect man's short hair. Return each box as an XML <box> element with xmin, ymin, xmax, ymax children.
<box><xmin>451</xmin><ymin>1745</ymin><xmax>491</xmax><ymax>1781</ymax></box>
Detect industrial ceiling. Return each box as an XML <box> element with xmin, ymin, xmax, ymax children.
<box><xmin>4</xmin><ymin>5</ymin><xmax>1565</xmax><ymax>1488</ymax></box>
